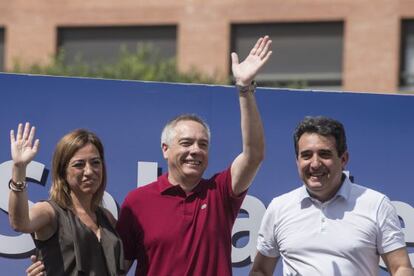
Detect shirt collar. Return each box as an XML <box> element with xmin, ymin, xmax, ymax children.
<box><xmin>298</xmin><ymin>172</ymin><xmax>352</xmax><ymax>203</ymax></box>
<box><xmin>158</xmin><ymin>174</ymin><xmax>176</xmax><ymax>193</ymax></box>
<box><xmin>158</xmin><ymin>173</ymin><xmax>204</xmax><ymax>196</ymax></box>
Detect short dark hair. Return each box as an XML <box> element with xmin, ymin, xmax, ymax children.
<box><xmin>293</xmin><ymin>116</ymin><xmax>347</xmax><ymax>158</ymax></box>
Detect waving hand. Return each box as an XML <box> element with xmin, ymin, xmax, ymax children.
<box><xmin>10</xmin><ymin>122</ymin><xmax>40</xmax><ymax>167</ymax></box>
<box><xmin>231</xmin><ymin>35</ymin><xmax>272</xmax><ymax>86</ymax></box>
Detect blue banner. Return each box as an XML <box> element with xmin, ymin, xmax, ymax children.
<box><xmin>0</xmin><ymin>73</ymin><xmax>413</xmax><ymax>275</ymax></box>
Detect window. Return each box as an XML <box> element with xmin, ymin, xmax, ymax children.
<box><xmin>400</xmin><ymin>20</ymin><xmax>414</xmax><ymax>90</ymax></box>
<box><xmin>0</xmin><ymin>28</ymin><xmax>4</xmax><ymax>71</ymax></box>
<box><xmin>231</xmin><ymin>22</ymin><xmax>344</xmax><ymax>89</ymax></box>
<box><xmin>57</xmin><ymin>26</ymin><xmax>177</xmax><ymax>67</ymax></box>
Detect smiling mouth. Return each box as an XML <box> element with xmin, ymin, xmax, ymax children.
<box><xmin>309</xmin><ymin>172</ymin><xmax>325</xmax><ymax>180</ymax></box>
<box><xmin>184</xmin><ymin>160</ymin><xmax>202</xmax><ymax>166</ymax></box>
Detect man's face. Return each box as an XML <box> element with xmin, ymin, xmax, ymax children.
<box><xmin>162</xmin><ymin>120</ymin><xmax>209</xmax><ymax>186</ymax></box>
<box><xmin>296</xmin><ymin>132</ymin><xmax>348</xmax><ymax>202</ymax></box>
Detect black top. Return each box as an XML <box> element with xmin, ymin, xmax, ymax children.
<box><xmin>32</xmin><ymin>200</ymin><xmax>125</xmax><ymax>276</ymax></box>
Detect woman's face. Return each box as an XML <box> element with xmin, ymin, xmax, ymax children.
<box><xmin>65</xmin><ymin>143</ymin><xmax>103</xmax><ymax>197</ymax></box>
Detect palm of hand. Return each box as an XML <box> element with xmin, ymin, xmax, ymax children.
<box><xmin>233</xmin><ymin>54</ymin><xmax>263</xmax><ymax>85</ymax></box>
<box><xmin>12</xmin><ymin>140</ymin><xmax>36</xmax><ymax>166</ymax></box>
<box><xmin>232</xmin><ymin>36</ymin><xmax>272</xmax><ymax>86</ymax></box>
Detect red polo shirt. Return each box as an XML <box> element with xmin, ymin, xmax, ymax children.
<box><xmin>116</xmin><ymin>167</ymin><xmax>246</xmax><ymax>276</ymax></box>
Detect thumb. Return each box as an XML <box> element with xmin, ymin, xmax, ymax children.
<box><xmin>231</xmin><ymin>52</ymin><xmax>239</xmax><ymax>65</ymax></box>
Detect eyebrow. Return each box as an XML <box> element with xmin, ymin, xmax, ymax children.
<box><xmin>70</xmin><ymin>156</ymin><xmax>101</xmax><ymax>163</ymax></box>
<box><xmin>299</xmin><ymin>149</ymin><xmax>332</xmax><ymax>155</ymax></box>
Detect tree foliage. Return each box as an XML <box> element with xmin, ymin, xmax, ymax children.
<box><xmin>12</xmin><ymin>46</ymin><xmax>225</xmax><ymax>84</ymax></box>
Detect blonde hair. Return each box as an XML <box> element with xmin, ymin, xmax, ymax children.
<box><xmin>49</xmin><ymin>129</ymin><xmax>107</xmax><ymax>210</ymax></box>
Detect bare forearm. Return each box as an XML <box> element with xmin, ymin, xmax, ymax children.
<box><xmin>239</xmin><ymin>91</ymin><xmax>265</xmax><ymax>165</ymax></box>
<box><xmin>249</xmin><ymin>269</ymin><xmax>271</xmax><ymax>276</ymax></box>
<box><xmin>249</xmin><ymin>252</ymin><xmax>277</xmax><ymax>276</ymax></box>
<box><xmin>393</xmin><ymin>267</ymin><xmax>414</xmax><ymax>276</ymax></box>
<box><xmin>231</xmin><ymin>88</ymin><xmax>265</xmax><ymax>194</ymax></box>
<box><xmin>8</xmin><ymin>164</ymin><xmax>30</xmax><ymax>232</ymax></box>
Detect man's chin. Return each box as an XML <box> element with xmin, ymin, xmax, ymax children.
<box><xmin>305</xmin><ymin>181</ymin><xmax>324</xmax><ymax>191</ymax></box>
<box><xmin>183</xmin><ymin>169</ymin><xmax>204</xmax><ymax>178</ymax></box>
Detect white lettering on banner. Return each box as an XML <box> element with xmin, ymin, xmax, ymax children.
<box><xmin>0</xmin><ymin>160</ymin><xmax>42</xmax><ymax>256</ymax></box>
<box><xmin>0</xmin><ymin>160</ymin><xmax>413</xmax><ymax>269</ymax></box>
<box><xmin>137</xmin><ymin>161</ymin><xmax>158</xmax><ymax>188</ymax></box>
<box><xmin>232</xmin><ymin>195</ymin><xmax>266</xmax><ymax>264</ymax></box>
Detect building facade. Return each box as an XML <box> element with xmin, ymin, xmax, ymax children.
<box><xmin>1</xmin><ymin>0</ymin><xmax>414</xmax><ymax>93</ymax></box>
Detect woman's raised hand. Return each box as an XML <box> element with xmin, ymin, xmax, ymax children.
<box><xmin>10</xmin><ymin>122</ymin><xmax>40</xmax><ymax>167</ymax></box>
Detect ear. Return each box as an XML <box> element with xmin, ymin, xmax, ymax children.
<box><xmin>295</xmin><ymin>155</ymin><xmax>300</xmax><ymax>167</ymax></box>
<box><xmin>161</xmin><ymin>143</ymin><xmax>169</xmax><ymax>160</ymax></box>
<box><xmin>341</xmin><ymin>151</ymin><xmax>349</xmax><ymax>169</ymax></box>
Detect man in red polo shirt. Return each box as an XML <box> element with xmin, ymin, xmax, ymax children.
<box><xmin>117</xmin><ymin>35</ymin><xmax>272</xmax><ymax>276</ymax></box>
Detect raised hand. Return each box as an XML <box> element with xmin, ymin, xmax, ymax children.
<box><xmin>231</xmin><ymin>35</ymin><xmax>272</xmax><ymax>86</ymax></box>
<box><xmin>10</xmin><ymin>122</ymin><xmax>40</xmax><ymax>167</ymax></box>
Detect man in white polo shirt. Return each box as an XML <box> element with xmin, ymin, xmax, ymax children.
<box><xmin>250</xmin><ymin>116</ymin><xmax>413</xmax><ymax>276</ymax></box>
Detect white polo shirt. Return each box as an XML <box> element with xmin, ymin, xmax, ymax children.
<box><xmin>257</xmin><ymin>176</ymin><xmax>406</xmax><ymax>276</ymax></box>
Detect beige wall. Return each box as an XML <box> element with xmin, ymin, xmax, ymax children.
<box><xmin>1</xmin><ymin>0</ymin><xmax>413</xmax><ymax>93</ymax></box>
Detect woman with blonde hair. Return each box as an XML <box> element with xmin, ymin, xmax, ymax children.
<box><xmin>8</xmin><ymin>122</ymin><xmax>124</xmax><ymax>275</ymax></box>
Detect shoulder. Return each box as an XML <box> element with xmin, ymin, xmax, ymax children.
<box><xmin>123</xmin><ymin>180</ymin><xmax>160</xmax><ymax>205</ymax></box>
<box><xmin>32</xmin><ymin>201</ymin><xmax>56</xmax><ymax>218</ymax></box>
<box><xmin>265</xmin><ymin>187</ymin><xmax>303</xmax><ymax>214</ymax></box>
<box><xmin>272</xmin><ymin>187</ymin><xmax>303</xmax><ymax>205</ymax></box>
<box><xmin>31</xmin><ymin>201</ymin><xmax>58</xmax><ymax>240</ymax></box>
<box><xmin>350</xmin><ymin>182</ymin><xmax>386</xmax><ymax>202</ymax></box>
<box><xmin>128</xmin><ymin>180</ymin><xmax>160</xmax><ymax>195</ymax></box>
<box><xmin>205</xmin><ymin>167</ymin><xmax>231</xmax><ymax>186</ymax></box>
<box><xmin>349</xmin><ymin>182</ymin><xmax>391</xmax><ymax>214</ymax></box>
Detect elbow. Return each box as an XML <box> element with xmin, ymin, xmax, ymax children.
<box><xmin>251</xmin><ymin>144</ymin><xmax>265</xmax><ymax>166</ymax></box>
<box><xmin>257</xmin><ymin>146</ymin><xmax>265</xmax><ymax>163</ymax></box>
<box><xmin>9</xmin><ymin>222</ymin><xmax>23</xmax><ymax>232</ymax></box>
<box><xmin>9</xmin><ymin>218</ymin><xmax>29</xmax><ymax>233</ymax></box>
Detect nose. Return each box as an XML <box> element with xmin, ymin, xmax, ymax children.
<box><xmin>310</xmin><ymin>155</ymin><xmax>321</xmax><ymax>169</ymax></box>
<box><xmin>84</xmin><ymin>162</ymin><xmax>93</xmax><ymax>175</ymax></box>
<box><xmin>190</xmin><ymin>142</ymin><xmax>203</xmax><ymax>152</ymax></box>
<box><xmin>190</xmin><ymin>145</ymin><xmax>201</xmax><ymax>154</ymax></box>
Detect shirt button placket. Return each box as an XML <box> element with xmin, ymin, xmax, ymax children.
<box><xmin>320</xmin><ymin>205</ymin><xmax>327</xmax><ymax>233</ymax></box>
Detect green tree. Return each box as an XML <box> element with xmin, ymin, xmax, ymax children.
<box><xmin>11</xmin><ymin>46</ymin><xmax>226</xmax><ymax>84</ymax></box>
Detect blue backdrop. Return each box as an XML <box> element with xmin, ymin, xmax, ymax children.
<box><xmin>0</xmin><ymin>73</ymin><xmax>413</xmax><ymax>275</ymax></box>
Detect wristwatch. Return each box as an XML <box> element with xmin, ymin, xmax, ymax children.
<box><xmin>236</xmin><ymin>80</ymin><xmax>257</xmax><ymax>94</ymax></box>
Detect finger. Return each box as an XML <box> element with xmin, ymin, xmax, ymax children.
<box><xmin>10</xmin><ymin>129</ymin><xmax>15</xmax><ymax>143</ymax></box>
<box><xmin>27</xmin><ymin>126</ymin><xmax>36</xmax><ymax>146</ymax></box>
<box><xmin>256</xmin><ymin>35</ymin><xmax>270</xmax><ymax>57</ymax></box>
<box><xmin>26</xmin><ymin>261</ymin><xmax>44</xmax><ymax>276</ymax></box>
<box><xmin>259</xmin><ymin>40</ymin><xmax>272</xmax><ymax>59</ymax></box>
<box><xmin>261</xmin><ymin>50</ymin><xmax>273</xmax><ymax>64</ymax></box>
<box><xmin>22</xmin><ymin>122</ymin><xmax>31</xmax><ymax>141</ymax></box>
<box><xmin>16</xmin><ymin>123</ymin><xmax>23</xmax><ymax>140</ymax></box>
<box><xmin>231</xmin><ymin>52</ymin><xmax>239</xmax><ymax>65</ymax></box>
<box><xmin>250</xmin><ymin>37</ymin><xmax>263</xmax><ymax>55</ymax></box>
<box><xmin>33</xmin><ymin>139</ymin><xmax>40</xmax><ymax>153</ymax></box>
